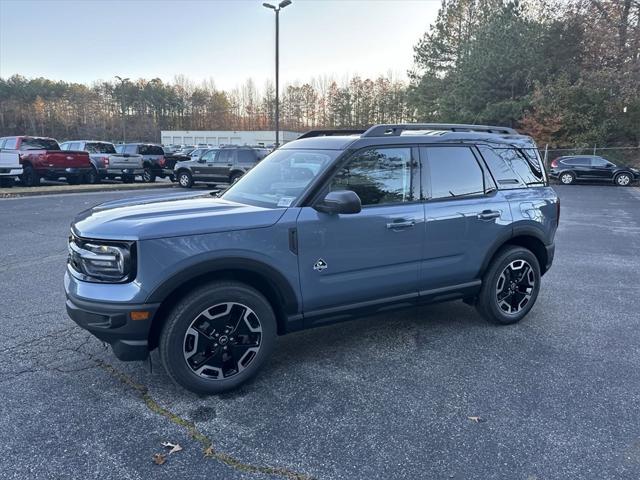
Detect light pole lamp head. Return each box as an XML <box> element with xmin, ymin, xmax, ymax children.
<box><xmin>279</xmin><ymin>0</ymin><xmax>292</xmax><ymax>8</ymax></box>
<box><xmin>262</xmin><ymin>2</ymin><xmax>276</xmax><ymax>9</ymax></box>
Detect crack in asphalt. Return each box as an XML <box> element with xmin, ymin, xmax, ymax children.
<box><xmin>94</xmin><ymin>359</ymin><xmax>315</xmax><ymax>480</ymax></box>
<box><xmin>0</xmin><ymin>329</ymin><xmax>314</xmax><ymax>480</ymax></box>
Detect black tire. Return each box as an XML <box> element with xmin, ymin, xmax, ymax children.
<box><xmin>86</xmin><ymin>166</ymin><xmax>99</xmax><ymax>184</ymax></box>
<box><xmin>559</xmin><ymin>171</ymin><xmax>575</xmax><ymax>185</ymax></box>
<box><xmin>614</xmin><ymin>172</ymin><xmax>632</xmax><ymax>187</ymax></box>
<box><xmin>476</xmin><ymin>246</ymin><xmax>541</xmax><ymax>325</ymax></box>
<box><xmin>142</xmin><ymin>167</ymin><xmax>156</xmax><ymax>183</ymax></box>
<box><xmin>121</xmin><ymin>174</ymin><xmax>135</xmax><ymax>183</ymax></box>
<box><xmin>177</xmin><ymin>170</ymin><xmax>193</xmax><ymax>188</ymax></box>
<box><xmin>230</xmin><ymin>172</ymin><xmax>243</xmax><ymax>184</ymax></box>
<box><xmin>0</xmin><ymin>177</ymin><xmax>14</xmax><ymax>188</ymax></box>
<box><xmin>169</xmin><ymin>174</ymin><xmax>176</xmax><ymax>182</ymax></box>
<box><xmin>21</xmin><ymin>165</ymin><xmax>39</xmax><ymax>187</ymax></box>
<box><xmin>159</xmin><ymin>281</ymin><xmax>277</xmax><ymax>394</ymax></box>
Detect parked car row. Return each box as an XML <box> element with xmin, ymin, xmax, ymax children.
<box><xmin>0</xmin><ymin>136</ymin><xmax>190</xmax><ymax>187</ymax></box>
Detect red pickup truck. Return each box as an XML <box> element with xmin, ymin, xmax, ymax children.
<box><xmin>0</xmin><ymin>136</ymin><xmax>92</xmax><ymax>186</ymax></box>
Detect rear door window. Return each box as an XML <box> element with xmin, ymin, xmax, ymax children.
<box><xmin>423</xmin><ymin>146</ymin><xmax>485</xmax><ymax>199</ymax></box>
<box><xmin>237</xmin><ymin>149</ymin><xmax>257</xmax><ymax>163</ymax></box>
<box><xmin>563</xmin><ymin>157</ymin><xmax>589</xmax><ymax>166</ymax></box>
<box><xmin>215</xmin><ymin>150</ymin><xmax>234</xmax><ymax>164</ymax></box>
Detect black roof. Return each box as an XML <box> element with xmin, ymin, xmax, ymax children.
<box><xmin>284</xmin><ymin>124</ymin><xmax>535</xmax><ymax>151</ymax></box>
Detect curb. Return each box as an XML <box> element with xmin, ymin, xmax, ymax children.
<box><xmin>0</xmin><ymin>182</ymin><xmax>177</xmax><ymax>198</ymax></box>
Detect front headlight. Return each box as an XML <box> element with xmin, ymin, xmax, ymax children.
<box><xmin>68</xmin><ymin>235</ymin><xmax>135</xmax><ymax>283</ymax></box>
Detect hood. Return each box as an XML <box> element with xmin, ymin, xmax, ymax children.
<box><xmin>72</xmin><ymin>190</ymin><xmax>286</xmax><ymax>241</ymax></box>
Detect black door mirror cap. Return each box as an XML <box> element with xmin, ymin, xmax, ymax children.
<box><xmin>314</xmin><ymin>190</ymin><xmax>362</xmax><ymax>215</ymax></box>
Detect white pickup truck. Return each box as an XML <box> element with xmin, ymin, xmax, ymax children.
<box><xmin>0</xmin><ymin>138</ymin><xmax>23</xmax><ymax>187</ymax></box>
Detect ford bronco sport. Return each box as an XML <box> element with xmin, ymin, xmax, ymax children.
<box><xmin>65</xmin><ymin>124</ymin><xmax>559</xmax><ymax>394</ymax></box>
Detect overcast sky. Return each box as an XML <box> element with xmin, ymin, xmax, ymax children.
<box><xmin>0</xmin><ymin>0</ymin><xmax>439</xmax><ymax>90</ymax></box>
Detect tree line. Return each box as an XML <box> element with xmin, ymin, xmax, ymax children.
<box><xmin>0</xmin><ymin>0</ymin><xmax>638</xmax><ymax>148</ymax></box>
<box><xmin>0</xmin><ymin>74</ymin><xmax>409</xmax><ymax>143</ymax></box>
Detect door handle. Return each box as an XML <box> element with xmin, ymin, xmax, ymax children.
<box><xmin>386</xmin><ymin>219</ymin><xmax>415</xmax><ymax>230</ymax></box>
<box><xmin>477</xmin><ymin>210</ymin><xmax>501</xmax><ymax>220</ymax></box>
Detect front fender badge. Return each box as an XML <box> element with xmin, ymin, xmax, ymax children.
<box><xmin>313</xmin><ymin>259</ymin><xmax>328</xmax><ymax>272</ymax></box>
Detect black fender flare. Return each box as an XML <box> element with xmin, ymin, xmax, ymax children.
<box><xmin>146</xmin><ymin>256</ymin><xmax>300</xmax><ymax>316</ymax></box>
<box><xmin>479</xmin><ymin>223</ymin><xmax>549</xmax><ymax>275</ymax></box>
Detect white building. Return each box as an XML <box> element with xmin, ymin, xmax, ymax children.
<box><xmin>160</xmin><ymin>130</ymin><xmax>300</xmax><ymax>147</ymax></box>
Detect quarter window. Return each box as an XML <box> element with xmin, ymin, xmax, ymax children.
<box><xmin>330</xmin><ymin>147</ymin><xmax>414</xmax><ymax>206</ymax></box>
<box><xmin>423</xmin><ymin>147</ymin><xmax>484</xmax><ymax>199</ymax></box>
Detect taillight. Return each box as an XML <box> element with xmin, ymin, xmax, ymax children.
<box><xmin>556</xmin><ymin>197</ymin><xmax>561</xmax><ymax>225</ymax></box>
<box><xmin>550</xmin><ymin>158</ymin><xmax>559</xmax><ymax>168</ymax></box>
<box><xmin>104</xmin><ymin>156</ymin><xmax>109</xmax><ymax>167</ymax></box>
<box><xmin>159</xmin><ymin>156</ymin><xmax>166</xmax><ymax>167</ymax></box>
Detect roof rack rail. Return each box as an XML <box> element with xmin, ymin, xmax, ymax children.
<box><xmin>297</xmin><ymin>129</ymin><xmax>367</xmax><ymax>139</ymax></box>
<box><xmin>362</xmin><ymin>123</ymin><xmax>518</xmax><ymax>137</ymax></box>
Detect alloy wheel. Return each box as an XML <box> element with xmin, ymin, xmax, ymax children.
<box><xmin>179</xmin><ymin>173</ymin><xmax>190</xmax><ymax>187</ymax></box>
<box><xmin>560</xmin><ymin>173</ymin><xmax>573</xmax><ymax>184</ymax></box>
<box><xmin>616</xmin><ymin>174</ymin><xmax>630</xmax><ymax>186</ymax></box>
<box><xmin>495</xmin><ymin>259</ymin><xmax>536</xmax><ymax>315</ymax></box>
<box><xmin>183</xmin><ymin>302</ymin><xmax>262</xmax><ymax>380</ymax></box>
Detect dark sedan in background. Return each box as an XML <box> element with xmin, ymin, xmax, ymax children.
<box><xmin>549</xmin><ymin>155</ymin><xmax>639</xmax><ymax>186</ymax></box>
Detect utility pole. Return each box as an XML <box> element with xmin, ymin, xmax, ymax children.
<box><xmin>263</xmin><ymin>1</ymin><xmax>292</xmax><ymax>148</ymax></box>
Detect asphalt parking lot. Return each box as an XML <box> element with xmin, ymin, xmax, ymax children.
<box><xmin>1</xmin><ymin>184</ymin><xmax>639</xmax><ymax>480</ymax></box>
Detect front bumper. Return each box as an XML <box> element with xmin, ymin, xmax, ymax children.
<box><xmin>0</xmin><ymin>167</ymin><xmax>23</xmax><ymax>176</ymax></box>
<box><xmin>65</xmin><ymin>294</ymin><xmax>159</xmax><ymax>361</ymax></box>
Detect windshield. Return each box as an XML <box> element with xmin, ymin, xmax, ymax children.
<box><xmin>85</xmin><ymin>142</ymin><xmax>116</xmax><ymax>154</ymax></box>
<box><xmin>222</xmin><ymin>149</ymin><xmax>340</xmax><ymax>208</ymax></box>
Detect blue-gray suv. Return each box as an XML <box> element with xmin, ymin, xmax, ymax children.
<box><xmin>65</xmin><ymin>124</ymin><xmax>559</xmax><ymax>394</ymax></box>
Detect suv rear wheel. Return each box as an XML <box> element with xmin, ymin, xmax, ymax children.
<box><xmin>177</xmin><ymin>170</ymin><xmax>193</xmax><ymax>188</ymax></box>
<box><xmin>159</xmin><ymin>281</ymin><xmax>276</xmax><ymax>394</ymax></box>
<box><xmin>476</xmin><ymin>246</ymin><xmax>541</xmax><ymax>325</ymax></box>
<box><xmin>614</xmin><ymin>172</ymin><xmax>632</xmax><ymax>186</ymax></box>
<box><xmin>559</xmin><ymin>172</ymin><xmax>575</xmax><ymax>185</ymax></box>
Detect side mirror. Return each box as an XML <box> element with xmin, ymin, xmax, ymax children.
<box><xmin>314</xmin><ymin>190</ymin><xmax>362</xmax><ymax>215</ymax></box>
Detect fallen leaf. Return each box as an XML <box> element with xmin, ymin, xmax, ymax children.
<box><xmin>468</xmin><ymin>416</ymin><xmax>487</xmax><ymax>423</ymax></box>
<box><xmin>161</xmin><ymin>442</ymin><xmax>183</xmax><ymax>454</ymax></box>
<box><xmin>152</xmin><ymin>453</ymin><xmax>166</xmax><ymax>465</ymax></box>
<box><xmin>203</xmin><ymin>446</ymin><xmax>214</xmax><ymax>457</ymax></box>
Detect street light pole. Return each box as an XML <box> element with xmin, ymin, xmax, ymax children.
<box><xmin>263</xmin><ymin>0</ymin><xmax>292</xmax><ymax>148</ymax></box>
<box><xmin>114</xmin><ymin>76</ymin><xmax>130</xmax><ymax>144</ymax></box>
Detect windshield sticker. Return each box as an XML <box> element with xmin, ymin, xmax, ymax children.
<box><xmin>277</xmin><ymin>197</ymin><xmax>295</xmax><ymax>207</ymax></box>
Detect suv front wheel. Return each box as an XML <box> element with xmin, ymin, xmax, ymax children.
<box><xmin>177</xmin><ymin>170</ymin><xmax>193</xmax><ymax>188</ymax></box>
<box><xmin>476</xmin><ymin>246</ymin><xmax>541</xmax><ymax>325</ymax></box>
<box><xmin>614</xmin><ymin>172</ymin><xmax>632</xmax><ymax>186</ymax></box>
<box><xmin>159</xmin><ymin>281</ymin><xmax>277</xmax><ymax>394</ymax></box>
